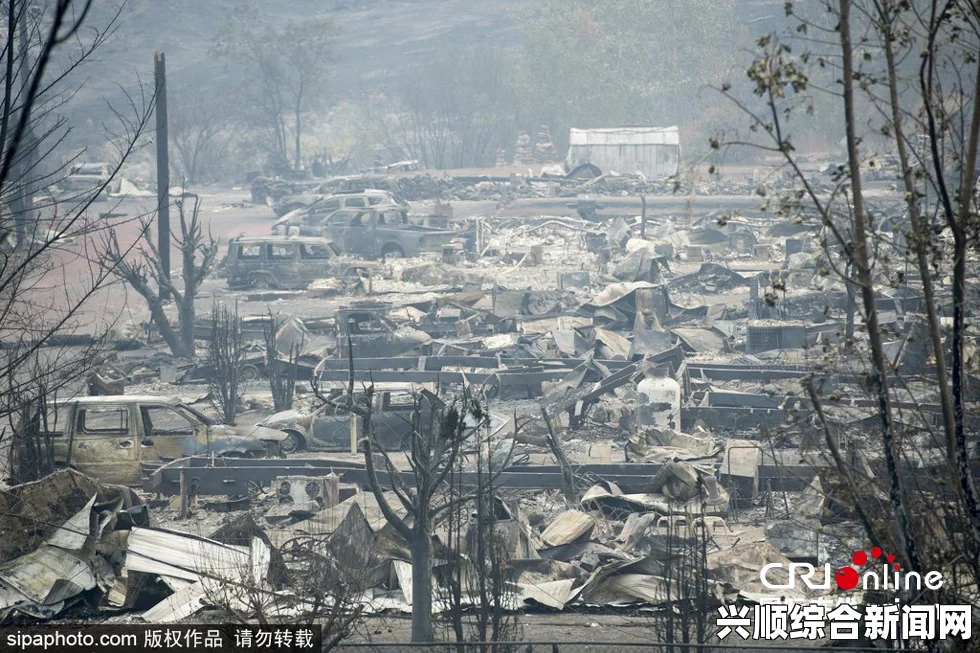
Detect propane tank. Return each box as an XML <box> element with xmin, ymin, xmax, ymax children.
<box><xmin>636</xmin><ymin>375</ymin><xmax>681</xmax><ymax>431</ymax></box>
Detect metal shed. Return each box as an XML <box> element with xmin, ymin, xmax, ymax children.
<box><xmin>565</xmin><ymin>127</ymin><xmax>681</xmax><ymax>179</ymax></box>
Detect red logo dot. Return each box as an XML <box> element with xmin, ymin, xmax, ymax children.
<box><xmin>886</xmin><ymin>554</ymin><xmax>895</xmax><ymax>563</ymax></box>
<box><xmin>836</xmin><ymin>567</ymin><xmax>859</xmax><ymax>590</ymax></box>
<box><xmin>894</xmin><ymin>563</ymin><xmax>901</xmax><ymax>571</ymax></box>
<box><xmin>852</xmin><ymin>550</ymin><xmax>868</xmax><ymax>566</ymax></box>
<box><xmin>870</xmin><ymin>546</ymin><xmax>882</xmax><ymax>558</ymax></box>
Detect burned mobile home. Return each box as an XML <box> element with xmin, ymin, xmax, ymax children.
<box><xmin>3</xmin><ymin>1</ymin><xmax>979</xmax><ymax>648</ymax></box>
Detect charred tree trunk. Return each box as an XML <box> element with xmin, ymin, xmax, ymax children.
<box><xmin>839</xmin><ymin>0</ymin><xmax>920</xmax><ymax>574</ymax></box>
<box><xmin>409</xmin><ymin>525</ymin><xmax>434</xmax><ymax>643</ymax></box>
<box><xmin>178</xmin><ymin>291</ymin><xmax>195</xmax><ymax>358</ymax></box>
<box><xmin>149</xmin><ymin>294</ymin><xmax>190</xmax><ymax>359</ymax></box>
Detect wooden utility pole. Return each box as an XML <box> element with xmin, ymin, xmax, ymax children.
<box><xmin>640</xmin><ymin>193</ymin><xmax>647</xmax><ymax>239</ymax></box>
<box><xmin>154</xmin><ymin>51</ymin><xmax>171</xmax><ymax>300</ymax></box>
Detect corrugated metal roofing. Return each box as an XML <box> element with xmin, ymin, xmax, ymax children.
<box><xmin>568</xmin><ymin>126</ymin><xmax>680</xmax><ymax>146</ymax></box>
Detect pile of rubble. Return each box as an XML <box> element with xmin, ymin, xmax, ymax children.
<box><xmin>390</xmin><ymin>171</ymin><xmax>799</xmax><ymax>204</ymax></box>
<box><xmin>3</xmin><ymin>450</ymin><xmax>834</xmax><ymax>625</ymax></box>
<box><xmin>10</xmin><ymin>149</ymin><xmax>970</xmax><ymax>639</ymax></box>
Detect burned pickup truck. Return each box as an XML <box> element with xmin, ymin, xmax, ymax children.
<box><xmin>335</xmin><ymin>304</ymin><xmax>431</xmax><ymax>359</ymax></box>
<box><xmin>259</xmin><ymin>385</ymin><xmax>510</xmax><ymax>453</ymax></box>
<box><xmin>15</xmin><ymin>396</ymin><xmax>287</xmax><ymax>485</ymax></box>
<box><xmin>274</xmin><ymin>203</ymin><xmax>456</xmax><ymax>259</ymax></box>
<box><xmin>258</xmin><ymin>388</ymin><xmax>442</xmax><ymax>452</ymax></box>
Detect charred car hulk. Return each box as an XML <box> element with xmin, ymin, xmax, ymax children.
<box><xmin>223</xmin><ymin>235</ymin><xmax>375</xmax><ymax>290</ymax></box>
<box><xmin>17</xmin><ymin>396</ymin><xmax>287</xmax><ymax>485</ymax></box>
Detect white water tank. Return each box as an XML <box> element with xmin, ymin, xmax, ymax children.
<box><xmin>636</xmin><ymin>376</ymin><xmax>681</xmax><ymax>431</ymax></box>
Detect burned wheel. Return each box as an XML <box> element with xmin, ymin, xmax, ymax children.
<box><xmin>242</xmin><ymin>364</ymin><xmax>260</xmax><ymax>382</ymax></box>
<box><xmin>249</xmin><ymin>274</ymin><xmax>277</xmax><ymax>290</ymax></box>
<box><xmin>381</xmin><ymin>244</ymin><xmax>405</xmax><ymax>259</ymax></box>
<box><xmin>280</xmin><ymin>430</ymin><xmax>306</xmax><ymax>454</ymax></box>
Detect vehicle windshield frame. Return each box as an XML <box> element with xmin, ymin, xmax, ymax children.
<box><xmin>177</xmin><ymin>403</ymin><xmax>212</xmax><ymax>426</ymax></box>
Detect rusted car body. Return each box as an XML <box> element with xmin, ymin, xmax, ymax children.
<box><xmin>259</xmin><ymin>387</ymin><xmax>508</xmax><ymax>453</ymax></box>
<box><xmin>272</xmin><ymin>187</ymin><xmax>405</xmax><ymax>217</ymax></box>
<box><xmin>276</xmin><ymin>203</ymin><xmax>456</xmax><ymax>259</ymax></box>
<box><xmin>224</xmin><ymin>235</ymin><xmax>375</xmax><ymax>290</ymax></box>
<box><xmin>258</xmin><ymin>389</ymin><xmax>443</xmax><ymax>452</ymax></box>
<box><xmin>335</xmin><ymin>305</ymin><xmax>432</xmax><ymax>359</ymax></box>
<box><xmin>22</xmin><ymin>396</ymin><xmax>287</xmax><ymax>485</ymax></box>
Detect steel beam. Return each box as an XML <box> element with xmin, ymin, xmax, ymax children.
<box><xmin>144</xmin><ymin>457</ymin><xmax>666</xmax><ymax>496</ymax></box>
<box><xmin>315</xmin><ymin>369</ymin><xmax>563</xmax><ymax>386</ymax></box>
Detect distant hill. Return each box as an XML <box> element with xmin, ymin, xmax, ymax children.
<box><xmin>62</xmin><ymin>0</ymin><xmax>520</xmax><ymax>143</ymax></box>
<box><xmin>60</xmin><ymin>0</ymin><xmax>791</xmax><ymax>151</ymax></box>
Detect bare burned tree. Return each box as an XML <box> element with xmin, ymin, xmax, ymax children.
<box><xmin>103</xmin><ymin>195</ymin><xmax>218</xmax><ymax>359</ymax></box>
<box><xmin>264</xmin><ymin>311</ymin><xmax>301</xmax><ymax>412</ymax></box>
<box><xmin>207</xmin><ymin>302</ymin><xmax>247</xmax><ymax>425</ymax></box>
<box><xmin>0</xmin><ymin>1</ymin><xmax>153</xmax><ymax>478</ymax></box>
<box><xmin>717</xmin><ymin>0</ymin><xmax>980</xmax><ymax>601</ymax></box>
<box><xmin>440</xmin><ymin>426</ymin><xmax>523</xmax><ymax>651</ymax></box>
<box><xmin>170</xmin><ymin>89</ymin><xmax>229</xmax><ymax>185</ymax></box>
<box><xmin>277</xmin><ymin>535</ymin><xmax>366</xmax><ymax>650</ymax></box>
<box><xmin>7</xmin><ymin>377</ymin><xmax>49</xmax><ymax>481</ymax></box>
<box><xmin>212</xmin><ymin>12</ymin><xmax>337</xmax><ymax>172</ymax></box>
<box><xmin>314</xmin><ymin>350</ymin><xmax>492</xmax><ymax>644</ymax></box>
<box><xmin>198</xmin><ymin>515</ymin><xmax>365</xmax><ymax>651</ymax></box>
